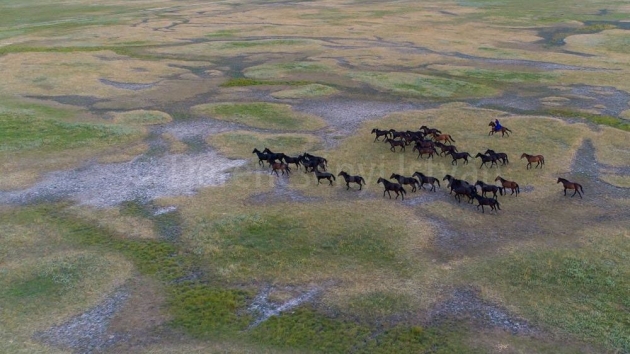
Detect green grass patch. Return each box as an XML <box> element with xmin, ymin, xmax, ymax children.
<box><xmin>220</xmin><ymin>78</ymin><xmax>311</xmax><ymax>87</ymax></box>
<box><xmin>244</xmin><ymin>62</ymin><xmax>331</xmax><ymax>80</ymax></box>
<box><xmin>357</xmin><ymin>325</ymin><xmax>476</xmax><ymax>354</ymax></box>
<box><xmin>219</xmin><ymin>39</ymin><xmax>305</xmax><ymax>49</ymax></box>
<box><xmin>184</xmin><ymin>203</ymin><xmax>410</xmax><ymax>282</ymax></box>
<box><xmin>207</xmin><ymin>131</ymin><xmax>322</xmax><ymax>159</ymax></box>
<box><xmin>168</xmin><ymin>285</ymin><xmax>252</xmax><ymax>337</ymax></box>
<box><xmin>350</xmin><ymin>71</ymin><xmax>498</xmax><ymax>99</ymax></box>
<box><xmin>272</xmin><ymin>84</ymin><xmax>338</xmax><ymax>99</ymax></box>
<box><xmin>545</xmin><ymin>108</ymin><xmax>630</xmax><ymax>131</ymax></box>
<box><xmin>191</xmin><ymin>102</ymin><xmax>327</xmax><ymax>131</ymax></box>
<box><xmin>111</xmin><ymin>110</ymin><xmax>173</xmax><ymax>126</ymax></box>
<box><xmin>251</xmin><ymin>306</ymin><xmax>371</xmax><ymax>353</ymax></box>
<box><xmin>0</xmin><ymin>104</ymin><xmax>139</xmax><ymax>152</ymax></box>
<box><xmin>464</xmin><ymin>233</ymin><xmax>630</xmax><ymax>352</ymax></box>
<box><xmin>436</xmin><ymin>66</ymin><xmax>558</xmax><ymax>84</ymax></box>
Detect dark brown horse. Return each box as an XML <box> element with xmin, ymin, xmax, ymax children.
<box><xmin>489</xmin><ymin>121</ymin><xmax>512</xmax><ymax>137</ymax></box>
<box><xmin>443</xmin><ymin>174</ymin><xmax>471</xmax><ymax>194</ymax></box>
<box><xmin>435</xmin><ymin>142</ymin><xmax>457</xmax><ymax>156</ymax></box>
<box><xmin>338</xmin><ymin>171</ymin><xmax>365</xmax><ymax>190</ymax></box>
<box><xmin>385</xmin><ymin>138</ymin><xmax>406</xmax><ymax>152</ymax></box>
<box><xmin>557</xmin><ymin>178</ymin><xmax>584</xmax><ymax>198</ymax></box>
<box><xmin>390</xmin><ymin>173</ymin><xmax>420</xmax><ymax>193</ymax></box>
<box><xmin>495</xmin><ymin>176</ymin><xmax>520</xmax><ymax>196</ymax></box>
<box><xmin>453</xmin><ymin>185</ymin><xmax>476</xmax><ymax>204</ymax></box>
<box><xmin>270</xmin><ymin>162</ymin><xmax>291</xmax><ymax>177</ymax></box>
<box><xmin>521</xmin><ymin>153</ymin><xmax>545</xmax><ymax>169</ymax></box>
<box><xmin>419</xmin><ymin>125</ymin><xmax>441</xmax><ymax>135</ymax></box>
<box><xmin>413</xmin><ymin>172</ymin><xmax>440</xmax><ymax>192</ymax></box>
<box><xmin>413</xmin><ymin>145</ymin><xmax>438</xmax><ymax>159</ymax></box>
<box><xmin>377</xmin><ymin>177</ymin><xmax>406</xmax><ymax>200</ymax></box>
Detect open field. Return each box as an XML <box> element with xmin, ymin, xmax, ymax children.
<box><xmin>1</xmin><ymin>0</ymin><xmax>629</xmax><ymax>353</ymax></box>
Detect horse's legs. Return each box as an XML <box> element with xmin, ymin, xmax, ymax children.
<box><xmin>359</xmin><ymin>182</ymin><xmax>362</xmax><ymax>190</ymax></box>
<box><xmin>346</xmin><ymin>182</ymin><xmax>350</xmax><ymax>190</ymax></box>
<box><xmin>571</xmin><ymin>189</ymin><xmax>577</xmax><ymax>197</ymax></box>
<box><xmin>564</xmin><ymin>188</ymin><xmax>567</xmax><ymax>196</ymax></box>
<box><xmin>328</xmin><ymin>178</ymin><xmax>333</xmax><ymax>186</ymax></box>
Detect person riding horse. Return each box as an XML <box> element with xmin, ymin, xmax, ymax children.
<box><xmin>494</xmin><ymin>119</ymin><xmax>503</xmax><ymax>132</ymax></box>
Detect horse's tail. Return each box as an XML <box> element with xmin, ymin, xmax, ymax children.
<box><xmin>516</xmin><ymin>183</ymin><xmax>520</xmax><ymax>193</ymax></box>
<box><xmin>359</xmin><ymin>177</ymin><xmax>366</xmax><ymax>185</ymax></box>
<box><xmin>506</xmin><ymin>128</ymin><xmax>512</xmax><ymax>133</ymax></box>
<box><xmin>401</xmin><ymin>187</ymin><xmax>407</xmax><ymax>194</ymax></box>
<box><xmin>436</xmin><ymin>180</ymin><xmax>440</xmax><ymax>188</ymax></box>
<box><xmin>495</xmin><ymin>200</ymin><xmax>501</xmax><ymax>210</ymax></box>
<box><xmin>331</xmin><ymin>174</ymin><xmax>336</xmax><ymax>181</ymax></box>
<box><xmin>541</xmin><ymin>156</ymin><xmax>545</xmax><ymax>165</ymax></box>
<box><xmin>579</xmin><ymin>184</ymin><xmax>584</xmax><ymax>194</ymax></box>
<box><xmin>449</xmin><ymin>135</ymin><xmax>456</xmax><ymax>142</ymax></box>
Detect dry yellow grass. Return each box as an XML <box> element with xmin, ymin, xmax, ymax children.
<box><xmin>207</xmin><ymin>131</ymin><xmax>322</xmax><ymax>160</ymax></box>
<box><xmin>162</xmin><ymin>133</ymin><xmax>188</xmax><ymax>154</ymax></box>
<box><xmin>600</xmin><ymin>173</ymin><xmax>630</xmax><ymax>188</ymax></box>
<box><xmin>111</xmin><ymin>110</ymin><xmax>173</xmax><ymax>125</ymax></box>
<box><xmin>590</xmin><ymin>125</ymin><xmax>630</xmax><ymax>167</ymax></box>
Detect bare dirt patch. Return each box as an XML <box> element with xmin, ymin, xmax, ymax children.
<box><xmin>0</xmin><ymin>151</ymin><xmax>246</xmax><ymax>208</ymax></box>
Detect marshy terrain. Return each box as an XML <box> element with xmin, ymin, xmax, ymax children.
<box><xmin>1</xmin><ymin>0</ymin><xmax>629</xmax><ymax>353</ymax></box>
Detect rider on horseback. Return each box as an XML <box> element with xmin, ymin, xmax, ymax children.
<box><xmin>494</xmin><ymin>119</ymin><xmax>503</xmax><ymax>132</ymax></box>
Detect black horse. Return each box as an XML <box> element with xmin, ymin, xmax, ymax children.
<box><xmin>412</xmin><ymin>172</ymin><xmax>440</xmax><ymax>192</ymax></box>
<box><xmin>252</xmin><ymin>148</ymin><xmax>270</xmax><ymax>166</ymax></box>
<box><xmin>371</xmin><ymin>128</ymin><xmax>391</xmax><ymax>142</ymax></box>
<box><xmin>453</xmin><ymin>184</ymin><xmax>476</xmax><ymax>204</ymax></box>
<box><xmin>314</xmin><ymin>168</ymin><xmax>335</xmax><ymax>185</ymax></box>
<box><xmin>472</xmin><ymin>193</ymin><xmax>501</xmax><ymax>213</ymax></box>
<box><xmin>338</xmin><ymin>171</ymin><xmax>365</xmax><ymax>190</ymax></box>
<box><xmin>474</xmin><ymin>180</ymin><xmax>503</xmax><ymax>199</ymax></box>
<box><xmin>443</xmin><ymin>175</ymin><xmax>471</xmax><ymax>194</ymax></box>
<box><xmin>419</xmin><ymin>125</ymin><xmax>441</xmax><ymax>135</ymax></box>
<box><xmin>385</xmin><ymin>138</ymin><xmax>406</xmax><ymax>152</ymax></box>
<box><xmin>475</xmin><ymin>153</ymin><xmax>499</xmax><ymax>169</ymax></box>
<box><xmin>390</xmin><ymin>173</ymin><xmax>420</xmax><ymax>193</ymax></box>
<box><xmin>280</xmin><ymin>154</ymin><xmax>302</xmax><ymax>170</ymax></box>
<box><xmin>484</xmin><ymin>149</ymin><xmax>509</xmax><ymax>165</ymax></box>
<box><xmin>435</xmin><ymin>142</ymin><xmax>457</xmax><ymax>156</ymax></box>
<box><xmin>377</xmin><ymin>178</ymin><xmax>407</xmax><ymax>200</ymax></box>
<box><xmin>262</xmin><ymin>148</ymin><xmax>285</xmax><ymax>162</ymax></box>
<box><xmin>445</xmin><ymin>151</ymin><xmax>472</xmax><ymax>165</ymax></box>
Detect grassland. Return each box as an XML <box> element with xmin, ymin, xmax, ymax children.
<box><xmin>1</xmin><ymin>0</ymin><xmax>630</xmax><ymax>353</ymax></box>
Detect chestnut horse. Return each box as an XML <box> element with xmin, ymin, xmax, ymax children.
<box><xmin>557</xmin><ymin>178</ymin><xmax>584</xmax><ymax>198</ymax></box>
<box><xmin>495</xmin><ymin>176</ymin><xmax>520</xmax><ymax>196</ymax></box>
<box><xmin>432</xmin><ymin>132</ymin><xmax>456</xmax><ymax>144</ymax></box>
<box><xmin>520</xmin><ymin>153</ymin><xmax>545</xmax><ymax>169</ymax></box>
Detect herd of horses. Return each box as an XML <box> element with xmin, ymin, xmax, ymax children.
<box><xmin>251</xmin><ymin>121</ymin><xmax>585</xmax><ymax>214</ymax></box>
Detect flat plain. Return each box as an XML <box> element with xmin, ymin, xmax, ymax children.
<box><xmin>1</xmin><ymin>0</ymin><xmax>629</xmax><ymax>353</ymax></box>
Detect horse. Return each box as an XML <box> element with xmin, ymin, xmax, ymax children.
<box><xmin>385</xmin><ymin>138</ymin><xmax>406</xmax><ymax>152</ymax></box>
<box><xmin>390</xmin><ymin>173</ymin><xmax>420</xmax><ymax>193</ymax></box>
<box><xmin>413</xmin><ymin>172</ymin><xmax>440</xmax><ymax>192</ymax></box>
<box><xmin>270</xmin><ymin>162</ymin><xmax>291</xmax><ymax>177</ymax></box>
<box><xmin>338</xmin><ymin>171</ymin><xmax>365</xmax><ymax>190</ymax></box>
<box><xmin>471</xmin><ymin>193</ymin><xmax>501</xmax><ymax>213</ymax></box>
<box><xmin>475</xmin><ymin>153</ymin><xmax>499</xmax><ymax>169</ymax></box>
<box><xmin>452</xmin><ymin>184</ymin><xmax>476</xmax><ymax>204</ymax></box>
<box><xmin>303</xmin><ymin>153</ymin><xmax>328</xmax><ymax>167</ymax></box>
<box><xmin>435</xmin><ymin>142</ymin><xmax>457</xmax><ymax>156</ymax></box>
<box><xmin>445</xmin><ymin>151</ymin><xmax>472</xmax><ymax>165</ymax></box>
<box><xmin>521</xmin><ymin>153</ymin><xmax>545</xmax><ymax>169</ymax></box>
<box><xmin>419</xmin><ymin>126</ymin><xmax>441</xmax><ymax>135</ymax></box>
<box><xmin>252</xmin><ymin>148</ymin><xmax>270</xmax><ymax>166</ymax></box>
<box><xmin>475</xmin><ymin>180</ymin><xmax>503</xmax><ymax>199</ymax></box>
<box><xmin>489</xmin><ymin>121</ymin><xmax>512</xmax><ymax>137</ymax></box>
<box><xmin>314</xmin><ymin>168</ymin><xmax>335</xmax><ymax>185</ymax></box>
<box><xmin>389</xmin><ymin>130</ymin><xmax>409</xmax><ymax>140</ymax></box>
<box><xmin>262</xmin><ymin>148</ymin><xmax>284</xmax><ymax>162</ymax></box>
<box><xmin>484</xmin><ymin>149</ymin><xmax>509</xmax><ymax>165</ymax></box>
<box><xmin>431</xmin><ymin>132</ymin><xmax>456</xmax><ymax>144</ymax></box>
<box><xmin>557</xmin><ymin>178</ymin><xmax>584</xmax><ymax>198</ymax></box>
<box><xmin>300</xmin><ymin>156</ymin><xmax>326</xmax><ymax>173</ymax></box>
<box><xmin>280</xmin><ymin>154</ymin><xmax>302</xmax><ymax>170</ymax></box>
<box><xmin>413</xmin><ymin>145</ymin><xmax>438</xmax><ymax>159</ymax></box>
<box><xmin>495</xmin><ymin>176</ymin><xmax>520</xmax><ymax>196</ymax></box>
<box><xmin>443</xmin><ymin>175</ymin><xmax>471</xmax><ymax>194</ymax></box>
<box><xmin>377</xmin><ymin>177</ymin><xmax>406</xmax><ymax>200</ymax></box>
<box><xmin>371</xmin><ymin>128</ymin><xmax>391</xmax><ymax>142</ymax></box>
